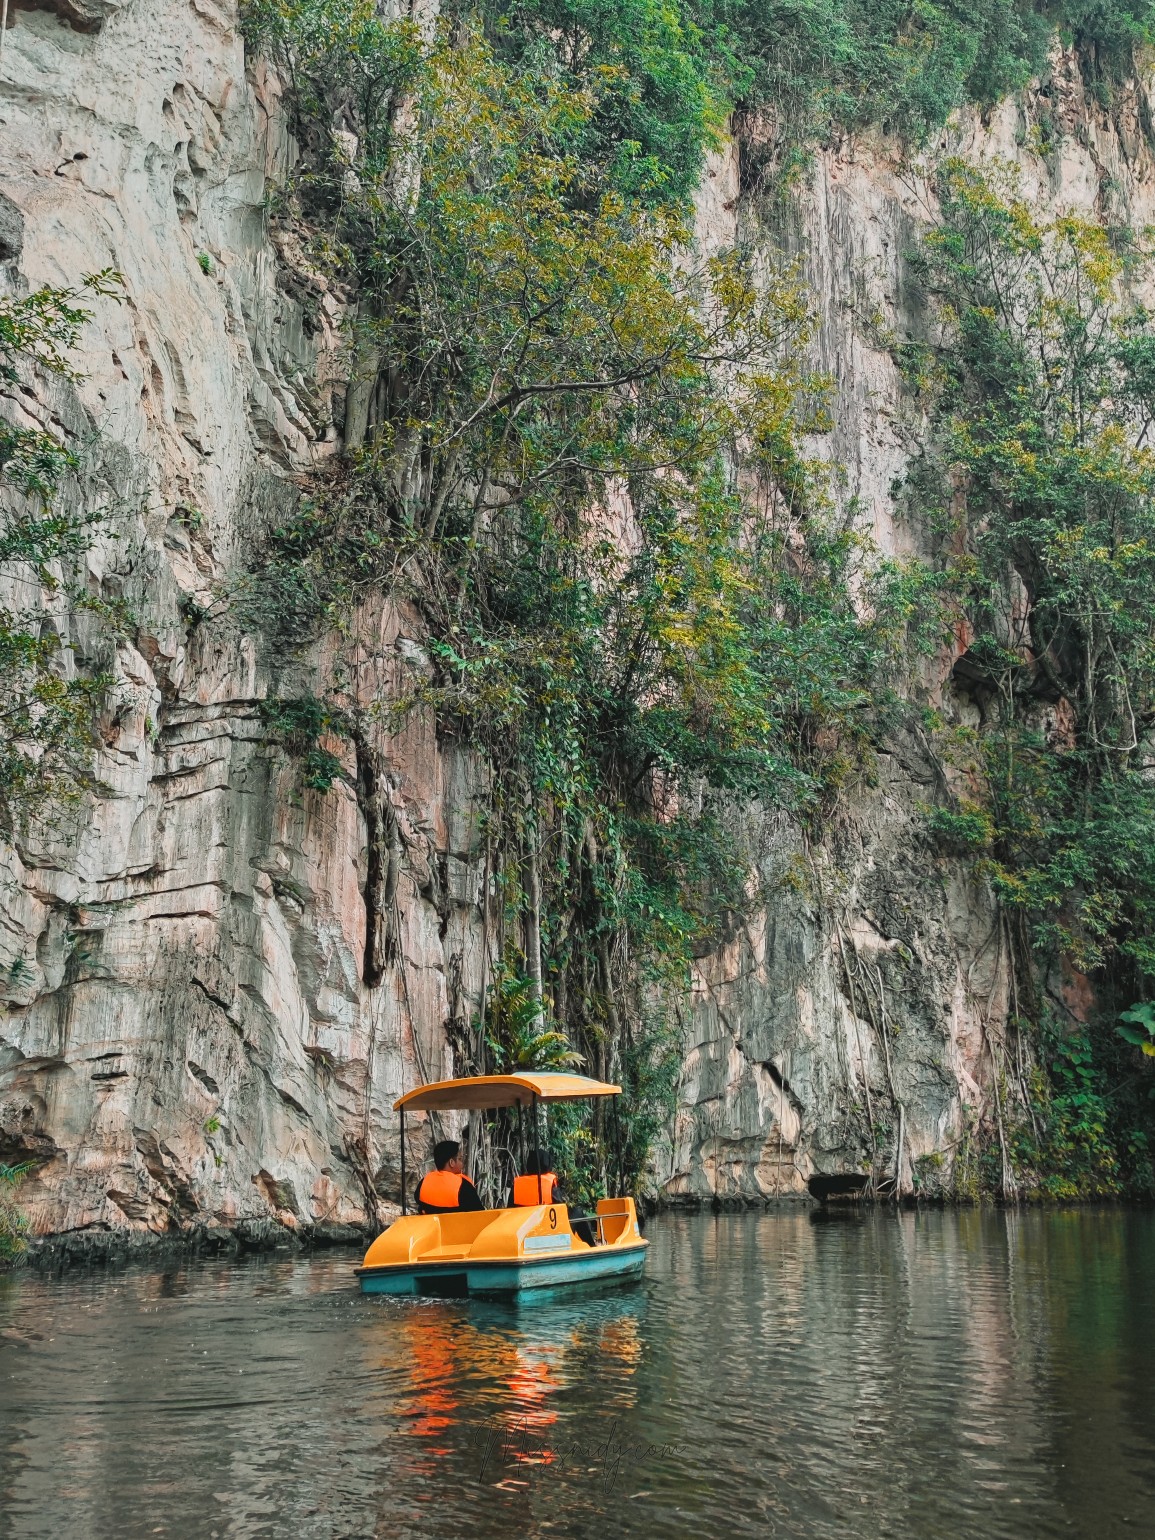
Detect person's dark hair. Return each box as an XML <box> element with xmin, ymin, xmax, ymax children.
<box><xmin>433</xmin><ymin>1139</ymin><xmax>461</xmax><ymax>1170</ymax></box>
<box><xmin>525</xmin><ymin>1146</ymin><xmax>552</xmax><ymax>1174</ymax></box>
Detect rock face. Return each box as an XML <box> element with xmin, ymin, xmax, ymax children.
<box><xmin>0</xmin><ymin>0</ymin><xmax>470</xmax><ymax>1243</ymax></box>
<box><xmin>1</xmin><ymin>6</ymin><xmax>1151</xmax><ymax>1241</ymax></box>
<box><xmin>660</xmin><ymin>72</ymin><xmax>1155</xmax><ymax>1204</ymax></box>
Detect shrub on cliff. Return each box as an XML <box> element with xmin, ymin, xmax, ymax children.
<box><xmin>475</xmin><ymin>0</ymin><xmax>1155</xmax><ymax>195</ymax></box>
<box><xmin>248</xmin><ymin>0</ymin><xmax>1155</xmax><ymax>217</ymax></box>
<box><xmin>0</xmin><ymin>1163</ymin><xmax>31</xmax><ymax>1263</ymax></box>
<box><xmin>0</xmin><ymin>274</ymin><xmax>120</xmax><ymax>834</ymax></box>
<box><xmin>729</xmin><ymin>0</ymin><xmax>1155</xmax><ymax>176</ymax></box>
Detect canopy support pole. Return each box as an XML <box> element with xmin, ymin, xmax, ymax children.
<box><xmin>534</xmin><ymin>1092</ymin><xmax>543</xmax><ymax>1203</ymax></box>
<box><xmin>612</xmin><ymin>1094</ymin><xmax>625</xmax><ymax>1198</ymax></box>
<box><xmin>400</xmin><ymin>1108</ymin><xmax>407</xmax><ymax>1215</ymax></box>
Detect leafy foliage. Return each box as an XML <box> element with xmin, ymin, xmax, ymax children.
<box><xmin>469</xmin><ymin>0</ymin><xmax>736</xmax><ymax>207</ymax></box>
<box><xmin>472</xmin><ymin>0</ymin><xmax>1155</xmax><ymax>199</ymax></box>
<box><xmin>240</xmin><ymin>0</ymin><xmax>423</xmax><ymax>172</ymax></box>
<box><xmin>724</xmin><ymin>1</ymin><xmax>1155</xmax><ymax>185</ymax></box>
<box><xmin>0</xmin><ymin>1162</ymin><xmax>31</xmax><ymax>1263</ymax></box>
<box><xmin>908</xmin><ymin>160</ymin><xmax>1155</xmax><ymax>1190</ymax></box>
<box><xmin>259</xmin><ymin>694</ymin><xmax>351</xmax><ymax>792</ymax></box>
<box><xmin>718</xmin><ymin>0</ymin><xmax>1046</xmax><ymax>186</ymax></box>
<box><xmin>1009</xmin><ymin>1021</ymin><xmax>1132</xmax><ymax>1198</ymax></box>
<box><xmin>912</xmin><ymin>161</ymin><xmax>1155</xmax><ymax>975</ymax></box>
<box><xmin>0</xmin><ymin>275</ymin><xmax>120</xmax><ymax>831</ymax></box>
<box><xmin>1118</xmin><ymin>1001</ymin><xmax>1155</xmax><ymax>1056</ymax></box>
<box><xmin>483</xmin><ymin>969</ymin><xmax>586</xmax><ymax>1071</ymax></box>
<box><xmin>246</xmin><ymin>0</ymin><xmax>1155</xmax><ymax>237</ymax></box>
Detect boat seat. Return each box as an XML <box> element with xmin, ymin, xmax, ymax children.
<box><xmin>596</xmin><ymin>1199</ymin><xmax>634</xmax><ymax>1245</ymax></box>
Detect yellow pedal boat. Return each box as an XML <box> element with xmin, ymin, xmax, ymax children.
<box><xmin>356</xmin><ymin>1072</ymin><xmax>647</xmax><ymax>1298</ymax></box>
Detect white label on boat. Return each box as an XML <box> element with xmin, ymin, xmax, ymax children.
<box><xmin>523</xmin><ymin>1234</ymin><xmax>573</xmax><ymax>1253</ymax></box>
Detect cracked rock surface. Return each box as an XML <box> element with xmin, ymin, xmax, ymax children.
<box><xmin>2</xmin><ymin>8</ymin><xmax>1152</xmax><ymax>1240</ymax></box>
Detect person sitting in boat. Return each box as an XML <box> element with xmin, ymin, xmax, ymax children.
<box><xmin>512</xmin><ymin>1148</ymin><xmax>597</xmax><ymax>1244</ymax></box>
<box><xmin>512</xmin><ymin>1146</ymin><xmax>560</xmax><ymax>1207</ymax></box>
<box><xmin>416</xmin><ymin>1138</ymin><xmax>483</xmax><ymax>1214</ymax></box>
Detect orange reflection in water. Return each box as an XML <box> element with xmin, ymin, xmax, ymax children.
<box><xmin>506</xmin><ymin>1341</ymin><xmax>562</xmax><ymax>1445</ymax></box>
<box><xmin>384</xmin><ymin>1299</ymin><xmax>645</xmax><ymax>1478</ymax></box>
<box><xmin>595</xmin><ymin>1315</ymin><xmax>641</xmax><ymax>1370</ymax></box>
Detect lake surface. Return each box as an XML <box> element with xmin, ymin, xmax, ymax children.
<box><xmin>1</xmin><ymin>1209</ymin><xmax>1152</xmax><ymax>1539</ymax></box>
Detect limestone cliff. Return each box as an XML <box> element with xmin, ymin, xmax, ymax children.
<box><xmin>1</xmin><ymin>2</ymin><xmax>1149</xmax><ymax>1243</ymax></box>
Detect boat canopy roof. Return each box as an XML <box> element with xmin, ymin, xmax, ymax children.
<box><xmin>393</xmin><ymin>1072</ymin><xmax>621</xmax><ymax>1112</ymax></box>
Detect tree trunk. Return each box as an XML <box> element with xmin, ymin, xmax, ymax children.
<box><xmin>343</xmin><ymin>330</ymin><xmax>383</xmax><ymax>451</ymax></box>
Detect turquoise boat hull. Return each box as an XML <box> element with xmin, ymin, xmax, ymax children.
<box><xmin>358</xmin><ymin>1241</ymin><xmax>647</xmax><ymax>1298</ymax></box>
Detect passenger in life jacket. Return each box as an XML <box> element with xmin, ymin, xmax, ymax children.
<box><xmin>416</xmin><ymin>1138</ymin><xmax>484</xmax><ymax>1214</ymax></box>
<box><xmin>512</xmin><ymin>1147</ymin><xmax>597</xmax><ymax>1245</ymax></box>
<box><xmin>512</xmin><ymin>1147</ymin><xmax>560</xmax><ymax>1208</ymax></box>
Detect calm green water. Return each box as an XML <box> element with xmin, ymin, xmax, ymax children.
<box><xmin>0</xmin><ymin>1209</ymin><xmax>1152</xmax><ymax>1539</ymax></box>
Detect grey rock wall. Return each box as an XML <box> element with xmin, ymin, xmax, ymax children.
<box><xmin>1</xmin><ymin>8</ymin><xmax>1151</xmax><ymax>1242</ymax></box>
<box><xmin>0</xmin><ymin>0</ymin><xmax>480</xmax><ymax>1245</ymax></box>
<box><xmin>659</xmin><ymin>62</ymin><xmax>1155</xmax><ymax>1201</ymax></box>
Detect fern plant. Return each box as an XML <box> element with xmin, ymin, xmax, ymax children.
<box><xmin>483</xmin><ymin>971</ymin><xmax>585</xmax><ymax>1072</ymax></box>
<box><xmin>0</xmin><ymin>1162</ymin><xmax>32</xmax><ymax>1262</ymax></box>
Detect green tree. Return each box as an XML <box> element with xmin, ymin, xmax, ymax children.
<box><xmin>471</xmin><ymin>0</ymin><xmax>738</xmax><ymax>206</ymax></box>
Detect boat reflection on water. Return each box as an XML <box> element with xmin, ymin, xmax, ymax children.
<box><xmin>379</xmin><ymin>1287</ymin><xmax>647</xmax><ymax>1482</ymax></box>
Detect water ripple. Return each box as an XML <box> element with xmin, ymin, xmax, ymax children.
<box><xmin>0</xmin><ymin>1210</ymin><xmax>1152</xmax><ymax>1539</ymax></box>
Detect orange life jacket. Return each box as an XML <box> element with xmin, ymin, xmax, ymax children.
<box><xmin>513</xmin><ymin>1172</ymin><xmax>558</xmax><ymax>1206</ymax></box>
<box><xmin>417</xmin><ymin>1169</ymin><xmax>466</xmax><ymax>1211</ymax></box>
